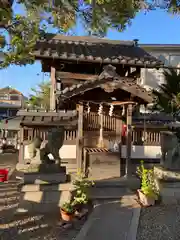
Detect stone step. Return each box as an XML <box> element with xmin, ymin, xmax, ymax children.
<box><xmin>89</xmin><ymin>187</ymin><xmax>132</xmax><ymax>200</ymax></box>
<box><xmin>20</xmin><ymin>183</ymin><xmax>74</xmax><ymax>192</ymax></box>
<box><xmin>23</xmin><ymin>172</ymin><xmax>67</xmax><ymax>184</ymax></box>
<box><xmin>16</xmin><ymin>189</ymin><xmax>72</xmax><ymax>214</ymax></box>
<box><xmin>93</xmin><ymin>176</ymin><xmax>140</xmax><ymax>190</ymax></box>
<box><xmin>160</xmin><ymin>181</ymin><xmax>180</xmax><ymax>188</ymax></box>
<box><xmin>16</xmin><ymin>164</ymin><xmax>66</xmax><ymax>173</ymax></box>
<box><xmin>16</xmin><ymin>202</ymin><xmax>62</xmax><ymax>214</ymax></box>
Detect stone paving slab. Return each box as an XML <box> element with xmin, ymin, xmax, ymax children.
<box><xmin>75</xmin><ymin>195</ymin><xmax>140</xmax><ymax>240</ymax></box>
<box><xmin>0</xmin><ymin>180</ymin><xmax>88</xmax><ymax>240</ymax></box>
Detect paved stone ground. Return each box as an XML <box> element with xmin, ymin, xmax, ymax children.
<box><xmin>136</xmin><ymin>205</ymin><xmax>180</xmax><ymax>240</ymax></box>
<box><xmin>0</xmin><ymin>181</ymin><xmax>90</xmax><ymax>240</ymax></box>
<box><xmin>75</xmin><ymin>196</ymin><xmax>140</xmax><ymax>240</ymax></box>
<box><xmin>0</xmin><ymin>152</ymin><xmax>18</xmax><ymax>179</ymax></box>
<box><xmin>0</xmin><ymin>152</ymin><xmax>18</xmax><ymax>166</ymax></box>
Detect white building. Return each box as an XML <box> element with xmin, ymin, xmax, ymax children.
<box><xmin>140</xmin><ymin>44</ymin><xmax>180</xmax><ymax>90</ymax></box>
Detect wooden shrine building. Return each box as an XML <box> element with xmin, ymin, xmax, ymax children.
<box><xmin>18</xmin><ymin>35</ymin><xmax>163</xmax><ymax>180</ymax></box>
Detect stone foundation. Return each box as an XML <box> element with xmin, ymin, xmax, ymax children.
<box><xmin>23</xmin><ymin>172</ymin><xmax>67</xmax><ymax>184</ymax></box>
<box><xmin>16</xmin><ymin>164</ymin><xmax>73</xmax><ymax>214</ymax></box>
<box><xmin>154</xmin><ymin>165</ymin><xmax>180</xmax><ymax>204</ymax></box>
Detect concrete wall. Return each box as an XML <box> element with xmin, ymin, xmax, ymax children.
<box><xmin>121</xmin><ymin>145</ymin><xmax>161</xmax><ymax>159</ymax></box>
<box><xmin>24</xmin><ymin>144</ymin><xmax>77</xmax><ymax>160</ymax></box>
<box><xmin>24</xmin><ymin>144</ymin><xmax>161</xmax><ymax>160</ymax></box>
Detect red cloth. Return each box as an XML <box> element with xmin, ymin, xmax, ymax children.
<box><xmin>122</xmin><ymin>124</ymin><xmax>127</xmax><ymax>137</ymax></box>
<box><xmin>0</xmin><ymin>169</ymin><xmax>8</xmax><ymax>182</ymax></box>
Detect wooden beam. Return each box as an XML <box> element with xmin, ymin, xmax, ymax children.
<box><xmin>76</xmin><ymin>104</ymin><xmax>84</xmax><ymax>172</ymax></box>
<box><xmin>97</xmin><ymin>112</ymin><xmax>104</xmax><ymax>148</ymax></box>
<box><xmin>109</xmin><ymin>101</ymin><xmax>137</xmax><ymax>106</ymax></box>
<box><xmin>56</xmin><ymin>71</ymin><xmax>98</xmax><ymax>81</ymax></box>
<box><xmin>116</xmin><ymin>117</ymin><xmax>124</xmax><ymax>176</ymax></box>
<box><xmin>19</xmin><ymin>126</ymin><xmax>24</xmax><ymax>164</ymax></box>
<box><xmin>50</xmin><ymin>66</ymin><xmax>56</xmax><ymax>110</ymax></box>
<box><xmin>17</xmin><ymin>110</ymin><xmax>77</xmax><ymax>117</ymax></box>
<box><xmin>125</xmin><ymin>104</ymin><xmax>133</xmax><ymax>177</ymax></box>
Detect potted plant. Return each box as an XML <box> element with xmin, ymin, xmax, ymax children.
<box><xmin>72</xmin><ymin>192</ymin><xmax>89</xmax><ymax>212</ymax></box>
<box><xmin>137</xmin><ymin>161</ymin><xmax>159</xmax><ymax>207</ymax></box>
<box><xmin>60</xmin><ymin>201</ymin><xmax>75</xmax><ymax>222</ymax></box>
<box><xmin>72</xmin><ymin>170</ymin><xmax>94</xmax><ymax>211</ymax></box>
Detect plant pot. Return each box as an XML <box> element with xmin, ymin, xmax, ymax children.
<box><xmin>137</xmin><ymin>189</ymin><xmax>155</xmax><ymax>207</ymax></box>
<box><xmin>60</xmin><ymin>208</ymin><xmax>74</xmax><ymax>222</ymax></box>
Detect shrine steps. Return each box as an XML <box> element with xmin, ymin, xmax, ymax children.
<box><xmin>15</xmin><ymin>165</ymin><xmax>72</xmax><ymax>215</ymax></box>
<box><xmin>15</xmin><ymin>183</ymin><xmax>73</xmax><ymax>215</ymax></box>
<box><xmin>89</xmin><ymin>186</ymin><xmax>132</xmax><ymax>200</ymax></box>
<box><xmin>89</xmin><ymin>176</ymin><xmax>140</xmax><ymax>200</ymax></box>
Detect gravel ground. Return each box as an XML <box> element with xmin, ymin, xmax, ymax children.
<box><xmin>136</xmin><ymin>205</ymin><xmax>180</xmax><ymax>240</ymax></box>
<box><xmin>0</xmin><ymin>181</ymin><xmax>90</xmax><ymax>240</ymax></box>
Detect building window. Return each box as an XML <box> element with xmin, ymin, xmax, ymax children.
<box><xmin>169</xmin><ymin>55</ymin><xmax>180</xmax><ymax>67</ymax></box>
<box><xmin>0</xmin><ymin>94</ymin><xmax>9</xmax><ymax>100</ymax></box>
<box><xmin>9</xmin><ymin>109</ymin><xmax>18</xmax><ymax>117</ymax></box>
<box><xmin>158</xmin><ymin>55</ymin><xmax>169</xmax><ymax>66</ymax></box>
<box><xmin>0</xmin><ymin>109</ymin><xmax>8</xmax><ymax>116</ymax></box>
<box><xmin>10</xmin><ymin>95</ymin><xmax>19</xmax><ymax>101</ymax></box>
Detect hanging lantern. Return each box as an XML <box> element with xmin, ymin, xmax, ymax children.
<box><xmin>98</xmin><ymin>104</ymin><xmax>103</xmax><ymax>116</ymax></box>
<box><xmin>109</xmin><ymin>104</ymin><xmax>114</xmax><ymax>117</ymax></box>
<box><xmin>87</xmin><ymin>102</ymin><xmax>90</xmax><ymax>114</ymax></box>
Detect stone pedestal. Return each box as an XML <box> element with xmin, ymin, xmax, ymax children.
<box><xmin>154</xmin><ymin>165</ymin><xmax>180</xmax><ymax>204</ymax></box>
<box><xmin>16</xmin><ymin>164</ymin><xmax>73</xmax><ymax>214</ymax></box>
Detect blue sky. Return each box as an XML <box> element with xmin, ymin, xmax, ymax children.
<box><xmin>0</xmin><ymin>9</ymin><xmax>180</xmax><ymax>97</ymax></box>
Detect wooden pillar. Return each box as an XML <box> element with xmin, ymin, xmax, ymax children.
<box><xmin>97</xmin><ymin>113</ymin><xmax>104</xmax><ymax>148</ymax></box>
<box><xmin>116</xmin><ymin>117</ymin><xmax>124</xmax><ymax>176</ymax></box>
<box><xmin>76</xmin><ymin>104</ymin><xmax>84</xmax><ymax>172</ymax></box>
<box><xmin>50</xmin><ymin>66</ymin><xmax>56</xmax><ymax>111</ymax></box>
<box><xmin>19</xmin><ymin>126</ymin><xmax>24</xmax><ymax>164</ymax></box>
<box><xmin>125</xmin><ymin>104</ymin><xmax>133</xmax><ymax>177</ymax></box>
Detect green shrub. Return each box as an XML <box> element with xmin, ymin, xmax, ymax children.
<box><xmin>72</xmin><ymin>170</ymin><xmax>94</xmax><ymax>205</ymax></box>
<box><xmin>137</xmin><ymin>161</ymin><xmax>159</xmax><ymax>200</ymax></box>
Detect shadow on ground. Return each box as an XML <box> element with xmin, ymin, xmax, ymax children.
<box><xmin>0</xmin><ymin>179</ymin><xmax>92</xmax><ymax>240</ymax></box>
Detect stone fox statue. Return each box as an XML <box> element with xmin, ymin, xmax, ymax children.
<box><xmin>41</xmin><ymin>127</ymin><xmax>65</xmax><ymax>164</ymax></box>
<box><xmin>28</xmin><ymin>127</ymin><xmax>65</xmax><ymax>165</ymax></box>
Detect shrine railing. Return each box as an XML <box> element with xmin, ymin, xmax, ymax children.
<box><xmin>23</xmin><ymin>128</ymin><xmax>77</xmax><ymax>144</ymax></box>
<box><xmin>84</xmin><ymin>111</ymin><xmax>167</xmax><ymax>146</ymax></box>
<box><xmin>130</xmin><ymin>126</ymin><xmax>167</xmax><ymax>146</ymax></box>
<box><xmin>84</xmin><ymin>112</ymin><xmax>117</xmax><ymax>131</ymax></box>
<box><xmin>23</xmin><ymin>127</ymin><xmax>165</xmax><ymax>146</ymax></box>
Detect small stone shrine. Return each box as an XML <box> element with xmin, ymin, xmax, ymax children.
<box><xmin>16</xmin><ymin>109</ymin><xmax>77</xmax><ymax>214</ymax></box>
<box><xmin>154</xmin><ymin>126</ymin><xmax>180</xmax><ymax>204</ymax></box>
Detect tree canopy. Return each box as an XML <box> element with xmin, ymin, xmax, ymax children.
<box><xmin>0</xmin><ymin>0</ymin><xmax>179</xmax><ymax>68</ymax></box>
<box><xmin>152</xmin><ymin>69</ymin><xmax>180</xmax><ymax>117</ymax></box>
<box><xmin>26</xmin><ymin>80</ymin><xmax>51</xmax><ymax>110</ymax></box>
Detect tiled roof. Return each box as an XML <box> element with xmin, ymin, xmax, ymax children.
<box><xmin>17</xmin><ymin>110</ymin><xmax>77</xmax><ymax>127</ymax></box>
<box><xmin>33</xmin><ymin>35</ymin><xmax>163</xmax><ymax>68</ymax></box>
<box><xmin>0</xmin><ymin>87</ymin><xmax>22</xmax><ymax>95</ymax></box>
<box><xmin>56</xmin><ymin>65</ymin><xmax>153</xmax><ymax>103</ymax></box>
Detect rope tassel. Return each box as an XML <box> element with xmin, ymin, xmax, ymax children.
<box><xmin>109</xmin><ymin>104</ymin><xmax>114</xmax><ymax>117</ymax></box>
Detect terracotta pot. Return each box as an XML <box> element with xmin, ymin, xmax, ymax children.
<box><xmin>60</xmin><ymin>208</ymin><xmax>74</xmax><ymax>222</ymax></box>
<box><xmin>137</xmin><ymin>189</ymin><xmax>155</xmax><ymax>207</ymax></box>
